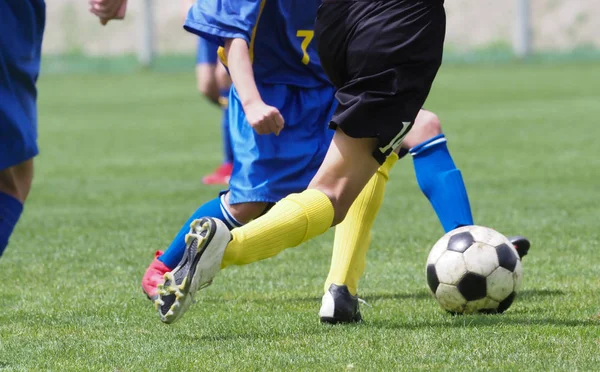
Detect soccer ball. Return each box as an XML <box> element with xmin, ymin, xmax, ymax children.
<box><xmin>426</xmin><ymin>225</ymin><xmax>523</xmax><ymax>314</ymax></box>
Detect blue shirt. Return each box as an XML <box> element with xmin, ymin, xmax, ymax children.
<box><xmin>184</xmin><ymin>0</ymin><xmax>330</xmax><ymax>88</ymax></box>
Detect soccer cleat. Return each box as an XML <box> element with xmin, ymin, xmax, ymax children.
<box><xmin>155</xmin><ymin>217</ymin><xmax>231</xmax><ymax>324</ymax></box>
<box><xmin>202</xmin><ymin>162</ymin><xmax>233</xmax><ymax>185</ymax></box>
<box><xmin>319</xmin><ymin>284</ymin><xmax>362</xmax><ymax>324</ymax></box>
<box><xmin>508</xmin><ymin>235</ymin><xmax>531</xmax><ymax>259</ymax></box>
<box><xmin>141</xmin><ymin>250</ymin><xmax>169</xmax><ymax>302</ymax></box>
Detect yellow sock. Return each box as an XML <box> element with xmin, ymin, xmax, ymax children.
<box><xmin>221</xmin><ymin>189</ymin><xmax>334</xmax><ymax>268</ymax></box>
<box><xmin>324</xmin><ymin>152</ymin><xmax>398</xmax><ymax>295</ymax></box>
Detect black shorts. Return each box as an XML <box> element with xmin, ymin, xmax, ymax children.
<box><xmin>315</xmin><ymin>0</ymin><xmax>446</xmax><ymax>164</ymax></box>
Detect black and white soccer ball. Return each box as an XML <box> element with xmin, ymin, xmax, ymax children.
<box><xmin>426</xmin><ymin>225</ymin><xmax>523</xmax><ymax>314</ymax></box>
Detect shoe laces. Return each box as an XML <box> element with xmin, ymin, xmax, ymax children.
<box><xmin>358</xmin><ymin>298</ymin><xmax>371</xmax><ymax>308</ymax></box>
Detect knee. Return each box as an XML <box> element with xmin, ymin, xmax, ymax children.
<box><xmin>403</xmin><ymin>110</ymin><xmax>443</xmax><ymax>149</ymax></box>
<box><xmin>331</xmin><ymin>203</ymin><xmax>350</xmax><ymax>226</ymax></box>
<box><xmin>313</xmin><ymin>189</ymin><xmax>352</xmax><ymax>226</ymax></box>
<box><xmin>0</xmin><ymin>160</ymin><xmax>34</xmax><ymax>203</ymax></box>
<box><xmin>226</xmin><ymin>201</ymin><xmax>269</xmax><ymax>224</ymax></box>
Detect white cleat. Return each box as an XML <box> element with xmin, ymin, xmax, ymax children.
<box><xmin>155</xmin><ymin>217</ymin><xmax>231</xmax><ymax>324</ymax></box>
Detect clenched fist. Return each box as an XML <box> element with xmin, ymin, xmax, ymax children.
<box><xmin>243</xmin><ymin>101</ymin><xmax>285</xmax><ymax>136</ymax></box>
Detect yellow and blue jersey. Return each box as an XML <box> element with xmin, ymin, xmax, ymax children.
<box><xmin>184</xmin><ymin>0</ymin><xmax>336</xmax><ymax>204</ymax></box>
<box><xmin>184</xmin><ymin>0</ymin><xmax>330</xmax><ymax>88</ymax></box>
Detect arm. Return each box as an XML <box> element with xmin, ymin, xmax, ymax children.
<box><xmin>224</xmin><ymin>38</ymin><xmax>284</xmax><ymax>135</ymax></box>
<box><xmin>224</xmin><ymin>39</ymin><xmax>261</xmax><ymax>109</ymax></box>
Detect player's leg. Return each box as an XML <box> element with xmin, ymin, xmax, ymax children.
<box><xmin>149</xmin><ymin>83</ymin><xmax>334</xmax><ymax>312</ymax></box>
<box><xmin>142</xmin><ymin>85</ymin><xmax>266</xmax><ymax>300</ymax></box>
<box><xmin>142</xmin><ymin>37</ymin><xmax>223</xmax><ymax>298</ymax></box>
<box><xmin>156</xmin><ymin>0</ymin><xmax>446</xmax><ymax>323</ymax></box>
<box><xmin>316</xmin><ymin>1</ymin><xmax>446</xmax><ymax>323</ymax></box>
<box><xmin>318</xmin><ymin>111</ymin><xmax>447</xmax><ymax>316</ymax></box>
<box><xmin>0</xmin><ymin>160</ymin><xmax>33</xmax><ymax>257</ymax></box>
<box><xmin>0</xmin><ymin>0</ymin><xmax>45</xmax><ymax>259</ymax></box>
<box><xmin>318</xmin><ymin>110</ymin><xmax>470</xmax><ymax>323</ymax></box>
<box><xmin>154</xmin><ymin>84</ymin><xmax>342</xmax><ymax>323</ymax></box>
<box><xmin>319</xmin><ymin>152</ymin><xmax>398</xmax><ymax>323</ymax></box>
<box><xmin>141</xmin><ymin>192</ymin><xmax>257</xmax><ymax>301</ymax></box>
<box><xmin>158</xmin><ymin>194</ymin><xmax>265</xmax><ymax>270</ymax></box>
<box><xmin>403</xmin><ymin>109</ymin><xmax>473</xmax><ymax>232</ymax></box>
<box><xmin>403</xmin><ymin>110</ymin><xmax>530</xmax><ymax>257</ymax></box>
<box><xmin>0</xmin><ymin>160</ymin><xmax>34</xmax><ymax>203</ymax></box>
<box><xmin>155</xmin><ymin>130</ymin><xmax>380</xmax><ymax>323</ymax></box>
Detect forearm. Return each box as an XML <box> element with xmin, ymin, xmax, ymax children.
<box><xmin>224</xmin><ymin>38</ymin><xmax>262</xmax><ymax>107</ymax></box>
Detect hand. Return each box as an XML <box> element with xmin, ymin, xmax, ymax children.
<box><xmin>89</xmin><ymin>0</ymin><xmax>127</xmax><ymax>26</ymax></box>
<box><xmin>243</xmin><ymin>100</ymin><xmax>285</xmax><ymax>135</ymax></box>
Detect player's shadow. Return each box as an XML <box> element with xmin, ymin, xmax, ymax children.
<box><xmin>517</xmin><ymin>288</ymin><xmax>565</xmax><ymax>299</ymax></box>
<box><xmin>200</xmin><ymin>288</ymin><xmax>564</xmax><ymax>306</ymax></box>
<box><xmin>368</xmin><ymin>315</ymin><xmax>598</xmax><ymax>331</ymax></box>
<box><xmin>207</xmin><ymin>291</ymin><xmax>432</xmax><ymax>305</ymax></box>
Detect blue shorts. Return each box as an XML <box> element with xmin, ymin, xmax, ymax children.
<box><xmin>0</xmin><ymin>0</ymin><xmax>45</xmax><ymax>170</ymax></box>
<box><xmin>196</xmin><ymin>37</ymin><xmax>219</xmax><ymax>65</ymax></box>
<box><xmin>227</xmin><ymin>84</ymin><xmax>336</xmax><ymax>204</ymax></box>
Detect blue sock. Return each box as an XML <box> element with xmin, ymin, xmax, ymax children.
<box><xmin>410</xmin><ymin>134</ymin><xmax>474</xmax><ymax>233</ymax></box>
<box><xmin>159</xmin><ymin>194</ymin><xmax>242</xmax><ymax>269</ymax></box>
<box><xmin>0</xmin><ymin>192</ymin><xmax>24</xmax><ymax>257</ymax></box>
<box><xmin>220</xmin><ymin>88</ymin><xmax>234</xmax><ymax>164</ymax></box>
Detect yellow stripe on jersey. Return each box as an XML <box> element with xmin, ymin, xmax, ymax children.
<box><xmin>217</xmin><ymin>46</ymin><xmax>228</xmax><ymax>67</ymax></box>
<box><xmin>217</xmin><ymin>0</ymin><xmax>266</xmax><ymax>67</ymax></box>
<box><xmin>249</xmin><ymin>0</ymin><xmax>267</xmax><ymax>63</ymax></box>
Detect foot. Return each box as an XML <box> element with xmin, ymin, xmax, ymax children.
<box><xmin>141</xmin><ymin>250</ymin><xmax>170</xmax><ymax>301</ymax></box>
<box><xmin>319</xmin><ymin>284</ymin><xmax>362</xmax><ymax>324</ymax></box>
<box><xmin>202</xmin><ymin>163</ymin><xmax>233</xmax><ymax>185</ymax></box>
<box><xmin>155</xmin><ymin>217</ymin><xmax>231</xmax><ymax>324</ymax></box>
<box><xmin>508</xmin><ymin>235</ymin><xmax>530</xmax><ymax>259</ymax></box>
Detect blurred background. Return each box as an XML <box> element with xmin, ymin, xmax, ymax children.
<box><xmin>42</xmin><ymin>0</ymin><xmax>600</xmax><ymax>72</ymax></box>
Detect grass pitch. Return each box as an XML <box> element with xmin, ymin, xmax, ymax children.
<box><xmin>1</xmin><ymin>62</ymin><xmax>599</xmax><ymax>371</ymax></box>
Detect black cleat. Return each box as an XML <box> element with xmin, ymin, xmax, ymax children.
<box><xmin>319</xmin><ymin>284</ymin><xmax>362</xmax><ymax>324</ymax></box>
<box><xmin>508</xmin><ymin>235</ymin><xmax>530</xmax><ymax>259</ymax></box>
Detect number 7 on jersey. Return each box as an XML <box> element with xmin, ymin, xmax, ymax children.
<box><xmin>296</xmin><ymin>30</ymin><xmax>314</xmax><ymax>65</ymax></box>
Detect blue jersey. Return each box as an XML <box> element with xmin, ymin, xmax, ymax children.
<box><xmin>184</xmin><ymin>0</ymin><xmax>330</xmax><ymax>88</ymax></box>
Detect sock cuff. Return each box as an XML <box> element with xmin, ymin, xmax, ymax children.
<box><xmin>287</xmin><ymin>189</ymin><xmax>334</xmax><ymax>242</ymax></box>
<box><xmin>0</xmin><ymin>192</ymin><xmax>23</xmax><ymax>222</ymax></box>
<box><xmin>219</xmin><ymin>194</ymin><xmax>243</xmax><ymax>229</ymax></box>
<box><xmin>409</xmin><ymin>134</ymin><xmax>447</xmax><ymax>157</ymax></box>
<box><xmin>378</xmin><ymin>152</ymin><xmax>399</xmax><ymax>180</ymax></box>
<box><xmin>0</xmin><ymin>192</ymin><xmax>24</xmax><ymax>252</ymax></box>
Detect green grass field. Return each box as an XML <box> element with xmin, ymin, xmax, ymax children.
<box><xmin>1</xmin><ymin>62</ymin><xmax>599</xmax><ymax>371</ymax></box>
